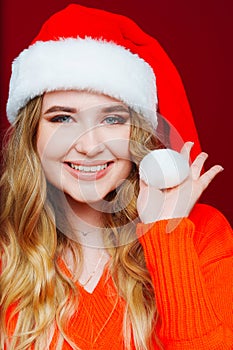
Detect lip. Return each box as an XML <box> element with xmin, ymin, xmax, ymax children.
<box><xmin>65</xmin><ymin>160</ymin><xmax>111</xmax><ymax>166</ymax></box>
<box><xmin>64</xmin><ymin>161</ymin><xmax>114</xmax><ymax>181</ymax></box>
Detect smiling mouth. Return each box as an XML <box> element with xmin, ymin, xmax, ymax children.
<box><xmin>67</xmin><ymin>162</ymin><xmax>111</xmax><ymax>173</ymax></box>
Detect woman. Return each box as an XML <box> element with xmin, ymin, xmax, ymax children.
<box><xmin>0</xmin><ymin>4</ymin><xmax>232</xmax><ymax>350</ymax></box>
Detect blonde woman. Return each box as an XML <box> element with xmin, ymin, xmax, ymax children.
<box><xmin>0</xmin><ymin>4</ymin><xmax>232</xmax><ymax>350</ymax></box>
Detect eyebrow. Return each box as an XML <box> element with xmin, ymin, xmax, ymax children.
<box><xmin>44</xmin><ymin>106</ymin><xmax>77</xmax><ymax>114</ymax></box>
<box><xmin>100</xmin><ymin>105</ymin><xmax>130</xmax><ymax>114</ymax></box>
<box><xmin>43</xmin><ymin>104</ymin><xmax>130</xmax><ymax>115</ymax></box>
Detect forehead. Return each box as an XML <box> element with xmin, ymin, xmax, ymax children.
<box><xmin>42</xmin><ymin>90</ymin><xmax>129</xmax><ymax>113</ymax></box>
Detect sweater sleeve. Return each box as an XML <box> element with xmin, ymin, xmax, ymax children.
<box><xmin>136</xmin><ymin>204</ymin><xmax>233</xmax><ymax>349</ymax></box>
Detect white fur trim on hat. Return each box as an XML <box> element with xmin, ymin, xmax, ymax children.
<box><xmin>7</xmin><ymin>37</ymin><xmax>158</xmax><ymax>125</ymax></box>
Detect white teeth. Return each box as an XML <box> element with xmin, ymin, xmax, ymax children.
<box><xmin>70</xmin><ymin>163</ymin><xmax>107</xmax><ymax>172</ymax></box>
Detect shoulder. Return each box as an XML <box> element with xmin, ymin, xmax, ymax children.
<box><xmin>189</xmin><ymin>203</ymin><xmax>232</xmax><ymax>237</ymax></box>
<box><xmin>189</xmin><ymin>203</ymin><xmax>233</xmax><ymax>261</ymax></box>
<box><xmin>189</xmin><ymin>203</ymin><xmax>232</xmax><ymax>228</ymax></box>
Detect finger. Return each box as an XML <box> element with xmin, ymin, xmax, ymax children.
<box><xmin>180</xmin><ymin>141</ymin><xmax>194</xmax><ymax>161</ymax></box>
<box><xmin>191</xmin><ymin>152</ymin><xmax>208</xmax><ymax>180</ymax></box>
<box><xmin>139</xmin><ymin>179</ymin><xmax>148</xmax><ymax>191</ymax></box>
<box><xmin>139</xmin><ymin>179</ymin><xmax>163</xmax><ymax>193</ymax></box>
<box><xmin>199</xmin><ymin>165</ymin><xmax>224</xmax><ymax>190</ymax></box>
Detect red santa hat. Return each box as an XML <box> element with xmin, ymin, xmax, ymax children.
<box><xmin>6</xmin><ymin>4</ymin><xmax>201</xmax><ymax>157</ymax></box>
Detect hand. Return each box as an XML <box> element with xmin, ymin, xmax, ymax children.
<box><xmin>137</xmin><ymin>142</ymin><xmax>224</xmax><ymax>223</ymax></box>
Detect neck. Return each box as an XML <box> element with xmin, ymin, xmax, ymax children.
<box><xmin>62</xmin><ymin>194</ymin><xmax>106</xmax><ymax>248</ymax></box>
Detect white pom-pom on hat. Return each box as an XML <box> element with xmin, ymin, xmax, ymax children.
<box><xmin>139</xmin><ymin>149</ymin><xmax>190</xmax><ymax>189</ymax></box>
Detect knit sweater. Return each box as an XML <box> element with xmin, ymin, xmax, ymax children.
<box><xmin>4</xmin><ymin>204</ymin><xmax>233</xmax><ymax>349</ymax></box>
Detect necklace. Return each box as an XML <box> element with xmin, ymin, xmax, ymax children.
<box><xmin>65</xmin><ymin>250</ymin><xmax>106</xmax><ymax>287</ymax></box>
<box><xmin>78</xmin><ymin>229</ymin><xmax>99</xmax><ymax>237</ymax></box>
<box><xmin>79</xmin><ymin>250</ymin><xmax>105</xmax><ymax>287</ymax></box>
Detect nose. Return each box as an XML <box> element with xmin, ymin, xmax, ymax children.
<box><xmin>74</xmin><ymin>126</ymin><xmax>105</xmax><ymax>157</ymax></box>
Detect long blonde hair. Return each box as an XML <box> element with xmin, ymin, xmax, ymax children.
<box><xmin>0</xmin><ymin>96</ymin><xmax>163</xmax><ymax>349</ymax></box>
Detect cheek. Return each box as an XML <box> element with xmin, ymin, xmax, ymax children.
<box><xmin>121</xmin><ymin>160</ymin><xmax>133</xmax><ymax>178</ymax></box>
<box><xmin>102</xmin><ymin>127</ymin><xmax>131</xmax><ymax>160</ymax></box>
<box><xmin>111</xmin><ymin>160</ymin><xmax>133</xmax><ymax>192</ymax></box>
<box><xmin>37</xmin><ymin>130</ymin><xmax>49</xmax><ymax>160</ymax></box>
<box><xmin>109</xmin><ymin>140</ymin><xmax>131</xmax><ymax>160</ymax></box>
<box><xmin>37</xmin><ymin>124</ymin><xmax>76</xmax><ymax>160</ymax></box>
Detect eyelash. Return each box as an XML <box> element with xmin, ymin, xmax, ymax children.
<box><xmin>50</xmin><ymin>115</ymin><xmax>73</xmax><ymax>123</ymax></box>
<box><xmin>49</xmin><ymin>114</ymin><xmax>128</xmax><ymax>124</ymax></box>
<box><xmin>103</xmin><ymin>115</ymin><xmax>127</xmax><ymax>125</ymax></box>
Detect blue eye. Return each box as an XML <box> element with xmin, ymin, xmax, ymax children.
<box><xmin>50</xmin><ymin>115</ymin><xmax>73</xmax><ymax>123</ymax></box>
<box><xmin>103</xmin><ymin>115</ymin><xmax>126</xmax><ymax>125</ymax></box>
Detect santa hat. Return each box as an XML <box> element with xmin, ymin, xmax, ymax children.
<box><xmin>6</xmin><ymin>4</ymin><xmax>201</xmax><ymax>157</ymax></box>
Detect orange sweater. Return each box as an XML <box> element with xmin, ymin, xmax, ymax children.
<box><xmin>5</xmin><ymin>204</ymin><xmax>233</xmax><ymax>349</ymax></box>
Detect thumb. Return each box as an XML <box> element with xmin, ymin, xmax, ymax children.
<box><xmin>139</xmin><ymin>178</ymin><xmax>149</xmax><ymax>191</ymax></box>
<box><xmin>180</xmin><ymin>141</ymin><xmax>194</xmax><ymax>161</ymax></box>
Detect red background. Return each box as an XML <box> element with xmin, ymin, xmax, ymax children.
<box><xmin>0</xmin><ymin>0</ymin><xmax>232</xmax><ymax>224</ymax></box>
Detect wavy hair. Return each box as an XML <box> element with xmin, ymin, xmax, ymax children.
<box><xmin>0</xmin><ymin>96</ymin><xmax>163</xmax><ymax>349</ymax></box>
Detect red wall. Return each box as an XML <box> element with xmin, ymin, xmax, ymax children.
<box><xmin>1</xmin><ymin>0</ymin><xmax>232</xmax><ymax>224</ymax></box>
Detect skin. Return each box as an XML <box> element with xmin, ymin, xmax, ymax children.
<box><xmin>37</xmin><ymin>90</ymin><xmax>133</xmax><ymax>292</ymax></box>
<box><xmin>138</xmin><ymin>142</ymin><xmax>224</xmax><ymax>224</ymax></box>
<box><xmin>38</xmin><ymin>90</ymin><xmax>132</xmax><ymax>217</ymax></box>
<box><xmin>37</xmin><ymin>89</ymin><xmax>223</xmax><ymax>292</ymax></box>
